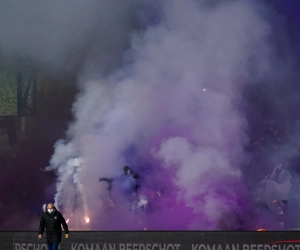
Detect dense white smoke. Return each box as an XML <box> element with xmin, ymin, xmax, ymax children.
<box><xmin>47</xmin><ymin>0</ymin><xmax>293</xmax><ymax>229</ymax></box>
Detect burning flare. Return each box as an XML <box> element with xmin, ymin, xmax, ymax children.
<box><xmin>66</xmin><ymin>213</ymin><xmax>73</xmax><ymax>224</ymax></box>
<box><xmin>84</xmin><ymin>216</ymin><xmax>90</xmax><ymax>223</ymax></box>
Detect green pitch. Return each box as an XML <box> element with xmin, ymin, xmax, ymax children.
<box><xmin>0</xmin><ymin>64</ymin><xmax>17</xmax><ymax>116</ymax></box>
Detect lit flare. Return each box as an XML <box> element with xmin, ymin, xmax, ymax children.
<box><xmin>84</xmin><ymin>216</ymin><xmax>90</xmax><ymax>223</ymax></box>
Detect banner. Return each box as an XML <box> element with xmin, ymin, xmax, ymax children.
<box><xmin>1</xmin><ymin>231</ymin><xmax>300</xmax><ymax>250</ymax></box>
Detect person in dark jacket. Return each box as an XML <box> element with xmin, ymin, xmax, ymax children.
<box><xmin>38</xmin><ymin>203</ymin><xmax>69</xmax><ymax>250</ymax></box>
<box><xmin>99</xmin><ymin>166</ymin><xmax>139</xmax><ymax>198</ymax></box>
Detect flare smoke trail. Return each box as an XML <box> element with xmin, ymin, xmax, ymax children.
<box><xmin>0</xmin><ymin>0</ymin><xmax>137</xmax><ymax>230</ymax></box>
<box><xmin>47</xmin><ymin>0</ymin><xmax>297</xmax><ymax>230</ymax></box>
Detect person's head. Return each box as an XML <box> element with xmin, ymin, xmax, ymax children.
<box><xmin>47</xmin><ymin>203</ymin><xmax>55</xmax><ymax>213</ymax></box>
<box><xmin>124</xmin><ymin>166</ymin><xmax>132</xmax><ymax>175</ymax></box>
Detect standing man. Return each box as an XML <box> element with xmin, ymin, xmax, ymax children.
<box><xmin>38</xmin><ymin>203</ymin><xmax>69</xmax><ymax>250</ymax></box>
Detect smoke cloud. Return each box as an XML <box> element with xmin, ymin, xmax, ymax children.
<box><xmin>0</xmin><ymin>0</ymin><xmax>289</xmax><ymax>231</ymax></box>
<box><xmin>42</xmin><ymin>0</ymin><xmax>300</xmax><ymax>230</ymax></box>
<box><xmin>1</xmin><ymin>0</ymin><xmax>299</xmax><ymax>230</ymax></box>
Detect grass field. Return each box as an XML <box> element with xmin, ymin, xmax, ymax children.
<box><xmin>0</xmin><ymin>64</ymin><xmax>17</xmax><ymax>116</ymax></box>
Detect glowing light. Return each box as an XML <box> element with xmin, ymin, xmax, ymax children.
<box><xmin>66</xmin><ymin>219</ymin><xmax>69</xmax><ymax>223</ymax></box>
<box><xmin>84</xmin><ymin>216</ymin><xmax>90</xmax><ymax>223</ymax></box>
<box><xmin>203</xmin><ymin>88</ymin><xmax>207</xmax><ymax>92</ymax></box>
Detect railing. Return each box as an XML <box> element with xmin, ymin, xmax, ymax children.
<box><xmin>1</xmin><ymin>231</ymin><xmax>300</xmax><ymax>250</ymax></box>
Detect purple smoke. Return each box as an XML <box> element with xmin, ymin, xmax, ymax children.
<box><xmin>44</xmin><ymin>0</ymin><xmax>298</xmax><ymax>230</ymax></box>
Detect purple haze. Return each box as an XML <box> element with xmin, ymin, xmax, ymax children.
<box><xmin>43</xmin><ymin>0</ymin><xmax>300</xmax><ymax>230</ymax></box>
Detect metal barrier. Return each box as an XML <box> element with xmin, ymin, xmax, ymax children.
<box><xmin>1</xmin><ymin>231</ymin><xmax>300</xmax><ymax>250</ymax></box>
